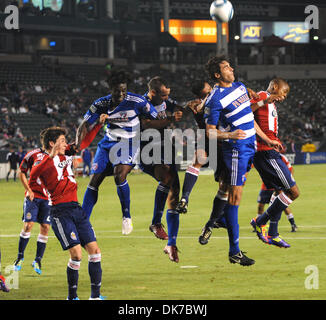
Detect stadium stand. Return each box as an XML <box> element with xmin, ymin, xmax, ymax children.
<box><xmin>1</xmin><ymin>59</ymin><xmax>325</xmax><ymax>157</ymax></box>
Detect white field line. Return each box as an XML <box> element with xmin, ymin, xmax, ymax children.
<box><xmin>1</xmin><ymin>227</ymin><xmax>326</xmax><ymax>240</ymax></box>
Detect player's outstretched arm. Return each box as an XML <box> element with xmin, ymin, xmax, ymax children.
<box><xmin>76</xmin><ymin>118</ymin><xmax>89</xmax><ymax>149</ymax></box>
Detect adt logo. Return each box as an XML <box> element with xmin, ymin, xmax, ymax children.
<box><xmin>3</xmin><ymin>5</ymin><xmax>19</xmax><ymax>30</ymax></box>
<box><xmin>305</xmin><ymin>5</ymin><xmax>319</xmax><ymax>30</ymax></box>
<box><xmin>242</xmin><ymin>25</ymin><xmax>262</xmax><ymax>40</ymax></box>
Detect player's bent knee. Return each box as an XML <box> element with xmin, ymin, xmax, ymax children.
<box><xmin>23</xmin><ymin>222</ymin><xmax>34</xmax><ymax>233</ymax></box>
<box><xmin>287</xmin><ymin>185</ymin><xmax>300</xmax><ymax>200</ymax></box>
<box><xmin>40</xmin><ymin>223</ymin><xmax>50</xmax><ymax>234</ymax></box>
<box><xmin>69</xmin><ymin>245</ymin><xmax>82</xmax><ymax>261</ymax></box>
<box><xmin>85</xmin><ymin>241</ymin><xmax>101</xmax><ymax>255</ymax></box>
<box><xmin>89</xmin><ymin>174</ymin><xmax>104</xmax><ymax>189</ymax></box>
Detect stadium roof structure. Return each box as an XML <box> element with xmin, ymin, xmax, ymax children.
<box><xmin>259</xmin><ymin>34</ymin><xmax>293</xmax><ymax>47</ymax></box>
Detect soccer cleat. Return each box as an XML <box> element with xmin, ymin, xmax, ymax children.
<box><xmin>0</xmin><ymin>275</ymin><xmax>9</xmax><ymax>293</ymax></box>
<box><xmin>67</xmin><ymin>297</ymin><xmax>80</xmax><ymax>300</ymax></box>
<box><xmin>32</xmin><ymin>260</ymin><xmax>42</xmax><ymax>275</ymax></box>
<box><xmin>267</xmin><ymin>235</ymin><xmax>291</xmax><ymax>248</ymax></box>
<box><xmin>198</xmin><ymin>225</ymin><xmax>212</xmax><ymax>245</ymax></box>
<box><xmin>229</xmin><ymin>251</ymin><xmax>255</xmax><ymax>266</ymax></box>
<box><xmin>89</xmin><ymin>295</ymin><xmax>106</xmax><ymax>300</ymax></box>
<box><xmin>14</xmin><ymin>258</ymin><xmax>24</xmax><ymax>271</ymax></box>
<box><xmin>291</xmin><ymin>224</ymin><xmax>298</xmax><ymax>232</ymax></box>
<box><xmin>163</xmin><ymin>245</ymin><xmax>179</xmax><ymax>263</ymax></box>
<box><xmin>149</xmin><ymin>223</ymin><xmax>169</xmax><ymax>240</ymax></box>
<box><xmin>250</xmin><ymin>218</ymin><xmax>268</xmax><ymax>243</ymax></box>
<box><xmin>122</xmin><ymin>217</ymin><xmax>133</xmax><ymax>235</ymax></box>
<box><xmin>176</xmin><ymin>198</ymin><xmax>188</xmax><ymax>214</ymax></box>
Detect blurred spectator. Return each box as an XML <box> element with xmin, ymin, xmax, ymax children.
<box><xmin>6</xmin><ymin>146</ymin><xmax>20</xmax><ymax>182</ymax></box>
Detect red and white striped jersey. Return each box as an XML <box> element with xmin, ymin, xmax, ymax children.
<box><xmin>29</xmin><ymin>154</ymin><xmax>78</xmax><ymax>205</ymax></box>
<box><xmin>19</xmin><ymin>148</ymin><xmax>48</xmax><ymax>200</ymax></box>
<box><xmin>251</xmin><ymin>91</ymin><xmax>281</xmax><ymax>151</ymax></box>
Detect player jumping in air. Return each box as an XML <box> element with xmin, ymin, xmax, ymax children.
<box><xmin>203</xmin><ymin>55</ymin><xmax>282</xmax><ymax>265</ymax></box>
<box><xmin>140</xmin><ymin>76</ymin><xmax>183</xmax><ymax>262</ymax></box>
<box><xmin>76</xmin><ymin>70</ymin><xmax>158</xmax><ymax>235</ymax></box>
<box><xmin>176</xmin><ymin>80</ymin><xmax>213</xmax><ymax>214</ymax></box>
<box><xmin>29</xmin><ymin>127</ymin><xmax>104</xmax><ymax>300</ymax></box>
<box><xmin>250</xmin><ymin>78</ymin><xmax>300</xmax><ymax>248</ymax></box>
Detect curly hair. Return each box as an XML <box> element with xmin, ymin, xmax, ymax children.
<box><xmin>107</xmin><ymin>69</ymin><xmax>131</xmax><ymax>88</ymax></box>
<box><xmin>205</xmin><ymin>54</ymin><xmax>230</xmax><ymax>81</ymax></box>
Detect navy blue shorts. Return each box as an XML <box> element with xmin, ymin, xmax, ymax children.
<box><xmin>213</xmin><ymin>146</ymin><xmax>227</xmax><ymax>182</ymax></box>
<box><xmin>257</xmin><ymin>189</ymin><xmax>274</xmax><ymax>204</ymax></box>
<box><xmin>139</xmin><ymin>143</ymin><xmax>178</xmax><ymax>180</ymax></box>
<box><xmin>253</xmin><ymin>150</ymin><xmax>296</xmax><ymax>191</ymax></box>
<box><xmin>222</xmin><ymin>142</ymin><xmax>256</xmax><ymax>186</ymax></box>
<box><xmin>91</xmin><ymin>140</ymin><xmax>137</xmax><ymax>175</ymax></box>
<box><xmin>50</xmin><ymin>202</ymin><xmax>96</xmax><ymax>251</ymax></box>
<box><xmin>22</xmin><ymin>197</ymin><xmax>51</xmax><ymax>225</ymax></box>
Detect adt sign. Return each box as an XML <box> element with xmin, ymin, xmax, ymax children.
<box><xmin>3</xmin><ymin>5</ymin><xmax>19</xmax><ymax>30</ymax></box>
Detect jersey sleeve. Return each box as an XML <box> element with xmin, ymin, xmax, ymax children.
<box><xmin>250</xmin><ymin>91</ymin><xmax>268</xmax><ymax>105</ymax></box>
<box><xmin>19</xmin><ymin>154</ymin><xmax>31</xmax><ymax>174</ymax></box>
<box><xmin>84</xmin><ymin>96</ymin><xmax>109</xmax><ymax>125</ymax></box>
<box><xmin>141</xmin><ymin>101</ymin><xmax>158</xmax><ymax>119</ymax></box>
<box><xmin>204</xmin><ymin>96</ymin><xmax>222</xmax><ymax>127</ymax></box>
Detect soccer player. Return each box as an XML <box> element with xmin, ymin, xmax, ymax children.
<box><xmin>29</xmin><ymin>127</ymin><xmax>103</xmax><ymax>300</ymax></box>
<box><xmin>202</xmin><ymin>55</ymin><xmax>281</xmax><ymax>265</ymax></box>
<box><xmin>176</xmin><ymin>80</ymin><xmax>212</xmax><ymax>214</ymax></box>
<box><xmin>6</xmin><ymin>147</ymin><xmax>20</xmax><ymax>182</ymax></box>
<box><xmin>13</xmin><ymin>141</ymin><xmax>51</xmax><ymax>275</ymax></box>
<box><xmin>140</xmin><ymin>76</ymin><xmax>183</xmax><ymax>262</ymax></box>
<box><xmin>250</xmin><ymin>78</ymin><xmax>300</xmax><ymax>248</ymax></box>
<box><xmin>256</xmin><ymin>154</ymin><xmax>298</xmax><ymax>232</ymax></box>
<box><xmin>76</xmin><ymin>70</ymin><xmax>158</xmax><ymax>235</ymax></box>
<box><xmin>0</xmin><ymin>250</ymin><xmax>9</xmax><ymax>292</ymax></box>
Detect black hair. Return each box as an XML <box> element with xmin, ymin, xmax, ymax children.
<box><xmin>270</xmin><ymin>78</ymin><xmax>290</xmax><ymax>93</ymax></box>
<box><xmin>205</xmin><ymin>54</ymin><xmax>230</xmax><ymax>81</ymax></box>
<box><xmin>191</xmin><ymin>80</ymin><xmax>207</xmax><ymax>97</ymax></box>
<box><xmin>107</xmin><ymin>69</ymin><xmax>131</xmax><ymax>88</ymax></box>
<box><xmin>147</xmin><ymin>76</ymin><xmax>170</xmax><ymax>93</ymax></box>
<box><xmin>40</xmin><ymin>127</ymin><xmax>67</xmax><ymax>150</ymax></box>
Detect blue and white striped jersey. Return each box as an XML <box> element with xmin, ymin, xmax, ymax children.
<box><xmin>142</xmin><ymin>92</ymin><xmax>177</xmax><ymax>120</ymax></box>
<box><xmin>204</xmin><ymin>82</ymin><xmax>256</xmax><ymax>147</ymax></box>
<box><xmin>84</xmin><ymin>92</ymin><xmax>158</xmax><ymax>141</ymax></box>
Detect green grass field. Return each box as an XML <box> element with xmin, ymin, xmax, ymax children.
<box><xmin>1</xmin><ymin>164</ymin><xmax>326</xmax><ymax>300</ymax></box>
